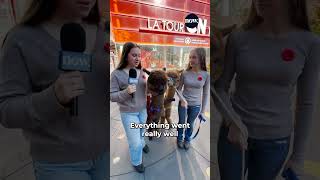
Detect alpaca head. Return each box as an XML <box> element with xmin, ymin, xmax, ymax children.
<box><xmin>147</xmin><ymin>70</ymin><xmax>168</xmax><ymax>96</ymax></box>
<box><xmin>166</xmin><ymin>70</ymin><xmax>183</xmax><ymax>88</ymax></box>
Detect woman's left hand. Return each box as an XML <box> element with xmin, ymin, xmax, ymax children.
<box><xmin>180</xmin><ymin>100</ymin><xmax>188</xmax><ymax>108</ymax></box>
<box><xmin>198</xmin><ymin>113</ymin><xmax>206</xmax><ymax>121</ymax></box>
<box><xmin>227</xmin><ymin>122</ymin><xmax>248</xmax><ymax>151</ymax></box>
<box><xmin>284</xmin><ymin>158</ymin><xmax>304</xmax><ymax>178</ymax></box>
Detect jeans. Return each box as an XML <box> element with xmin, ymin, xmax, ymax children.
<box><xmin>33</xmin><ymin>152</ymin><xmax>107</xmax><ymax>180</ymax></box>
<box><xmin>120</xmin><ymin>108</ymin><xmax>147</xmax><ymax>166</ymax></box>
<box><xmin>177</xmin><ymin>103</ymin><xmax>201</xmax><ymax>142</ymax></box>
<box><xmin>218</xmin><ymin>126</ymin><xmax>290</xmax><ymax>180</ymax></box>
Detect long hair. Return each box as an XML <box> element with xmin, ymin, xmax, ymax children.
<box><xmin>117</xmin><ymin>42</ymin><xmax>142</xmax><ymax>70</ymax></box>
<box><xmin>187</xmin><ymin>48</ymin><xmax>207</xmax><ymax>71</ymax></box>
<box><xmin>243</xmin><ymin>0</ymin><xmax>310</xmax><ymax>31</ymax></box>
<box><xmin>20</xmin><ymin>0</ymin><xmax>100</xmax><ymax>26</ymax></box>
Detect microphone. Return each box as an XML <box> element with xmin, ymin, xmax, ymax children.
<box><xmin>142</xmin><ymin>68</ymin><xmax>151</xmax><ymax>75</ymax></box>
<box><xmin>59</xmin><ymin>23</ymin><xmax>92</xmax><ymax>116</ymax></box>
<box><xmin>128</xmin><ymin>68</ymin><xmax>138</xmax><ymax>98</ymax></box>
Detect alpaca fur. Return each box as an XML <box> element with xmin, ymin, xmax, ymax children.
<box><xmin>146</xmin><ymin>70</ymin><xmax>168</xmax><ymax>137</ymax></box>
<box><xmin>160</xmin><ymin>70</ymin><xmax>183</xmax><ymax>126</ymax></box>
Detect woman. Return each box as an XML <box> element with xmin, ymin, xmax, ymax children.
<box><xmin>0</xmin><ymin>0</ymin><xmax>107</xmax><ymax>180</ymax></box>
<box><xmin>215</xmin><ymin>0</ymin><xmax>320</xmax><ymax>179</ymax></box>
<box><xmin>177</xmin><ymin>48</ymin><xmax>210</xmax><ymax>150</ymax></box>
<box><xmin>110</xmin><ymin>42</ymin><xmax>149</xmax><ymax>173</ymax></box>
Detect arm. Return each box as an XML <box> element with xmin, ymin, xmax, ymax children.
<box><xmin>177</xmin><ymin>71</ymin><xmax>184</xmax><ymax>91</ymax></box>
<box><xmin>175</xmin><ymin>88</ymin><xmax>187</xmax><ymax>108</ymax></box>
<box><xmin>110</xmin><ymin>71</ymin><xmax>131</xmax><ymax>103</ymax></box>
<box><xmin>291</xmin><ymin>39</ymin><xmax>320</xmax><ymax>165</ymax></box>
<box><xmin>214</xmin><ymin>32</ymin><xmax>244</xmax><ymax>129</ymax></box>
<box><xmin>176</xmin><ymin>72</ymin><xmax>188</xmax><ymax>107</ymax></box>
<box><xmin>0</xmin><ymin>35</ymin><xmax>68</xmax><ymax>129</ymax></box>
<box><xmin>201</xmin><ymin>73</ymin><xmax>210</xmax><ymax>114</ymax></box>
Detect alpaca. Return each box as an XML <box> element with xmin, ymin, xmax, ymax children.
<box><xmin>160</xmin><ymin>70</ymin><xmax>183</xmax><ymax>126</ymax></box>
<box><xmin>145</xmin><ymin>70</ymin><xmax>168</xmax><ymax>139</ymax></box>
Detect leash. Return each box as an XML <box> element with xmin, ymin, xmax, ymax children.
<box><xmin>211</xmin><ymin>87</ymin><xmax>247</xmax><ymax>179</ymax></box>
<box><xmin>241</xmin><ymin>150</ymin><xmax>245</xmax><ymax>180</ymax></box>
<box><xmin>175</xmin><ymin>89</ymin><xmax>207</xmax><ymax>140</ymax></box>
<box><xmin>190</xmin><ymin>110</ymin><xmax>206</xmax><ymax>139</ymax></box>
<box><xmin>282</xmin><ymin>168</ymin><xmax>299</xmax><ymax>180</ymax></box>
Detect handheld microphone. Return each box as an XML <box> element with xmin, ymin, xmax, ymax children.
<box><xmin>142</xmin><ymin>68</ymin><xmax>151</xmax><ymax>75</ymax></box>
<box><xmin>59</xmin><ymin>23</ymin><xmax>92</xmax><ymax>116</ymax></box>
<box><xmin>128</xmin><ymin>68</ymin><xmax>138</xmax><ymax>98</ymax></box>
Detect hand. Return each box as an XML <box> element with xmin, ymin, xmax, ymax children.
<box><xmin>284</xmin><ymin>158</ymin><xmax>304</xmax><ymax>177</ymax></box>
<box><xmin>198</xmin><ymin>113</ymin><xmax>206</xmax><ymax>122</ymax></box>
<box><xmin>127</xmin><ymin>84</ymin><xmax>136</xmax><ymax>94</ymax></box>
<box><xmin>180</xmin><ymin>99</ymin><xmax>188</xmax><ymax>108</ymax></box>
<box><xmin>227</xmin><ymin>122</ymin><xmax>248</xmax><ymax>151</ymax></box>
<box><xmin>54</xmin><ymin>71</ymin><xmax>85</xmax><ymax>105</ymax></box>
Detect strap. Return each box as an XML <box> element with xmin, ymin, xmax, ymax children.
<box><xmin>190</xmin><ymin>114</ymin><xmax>206</xmax><ymax>139</ymax></box>
<box><xmin>1</xmin><ymin>33</ymin><xmax>9</xmax><ymax>49</ymax></box>
<box><xmin>150</xmin><ymin>106</ymin><xmax>161</xmax><ymax>113</ymax></box>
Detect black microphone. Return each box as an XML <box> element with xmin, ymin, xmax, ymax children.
<box><xmin>142</xmin><ymin>68</ymin><xmax>151</xmax><ymax>75</ymax></box>
<box><xmin>128</xmin><ymin>68</ymin><xmax>138</xmax><ymax>98</ymax></box>
<box><xmin>59</xmin><ymin>23</ymin><xmax>92</xmax><ymax>116</ymax></box>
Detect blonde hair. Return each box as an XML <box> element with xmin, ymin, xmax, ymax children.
<box><xmin>243</xmin><ymin>0</ymin><xmax>310</xmax><ymax>31</ymax></box>
<box><xmin>187</xmin><ymin>48</ymin><xmax>207</xmax><ymax>71</ymax></box>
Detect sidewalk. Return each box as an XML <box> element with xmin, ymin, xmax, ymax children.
<box><xmin>110</xmin><ymin>96</ymin><xmax>212</xmax><ymax>180</ymax></box>
<box><xmin>0</xmin><ymin>93</ymin><xmax>319</xmax><ymax>180</ymax></box>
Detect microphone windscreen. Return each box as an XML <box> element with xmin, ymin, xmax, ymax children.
<box><xmin>60</xmin><ymin>23</ymin><xmax>86</xmax><ymax>52</ymax></box>
<box><xmin>129</xmin><ymin>68</ymin><xmax>137</xmax><ymax>78</ymax></box>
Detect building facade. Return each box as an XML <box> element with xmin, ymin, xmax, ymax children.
<box><xmin>110</xmin><ymin>0</ymin><xmax>210</xmax><ymax>71</ymax></box>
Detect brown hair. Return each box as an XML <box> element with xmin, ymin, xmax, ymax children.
<box><xmin>187</xmin><ymin>48</ymin><xmax>207</xmax><ymax>71</ymax></box>
<box><xmin>117</xmin><ymin>42</ymin><xmax>142</xmax><ymax>70</ymax></box>
<box><xmin>20</xmin><ymin>0</ymin><xmax>100</xmax><ymax>26</ymax></box>
<box><xmin>243</xmin><ymin>0</ymin><xmax>310</xmax><ymax>31</ymax></box>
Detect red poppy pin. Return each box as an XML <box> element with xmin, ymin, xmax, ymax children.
<box><xmin>198</xmin><ymin>75</ymin><xmax>203</xmax><ymax>81</ymax></box>
<box><xmin>142</xmin><ymin>75</ymin><xmax>146</xmax><ymax>79</ymax></box>
<box><xmin>281</xmin><ymin>48</ymin><xmax>295</xmax><ymax>62</ymax></box>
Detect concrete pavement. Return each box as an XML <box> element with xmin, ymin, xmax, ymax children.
<box><xmin>110</xmin><ymin>96</ymin><xmax>211</xmax><ymax>180</ymax></box>
<box><xmin>0</xmin><ymin>92</ymin><xmax>319</xmax><ymax>180</ymax></box>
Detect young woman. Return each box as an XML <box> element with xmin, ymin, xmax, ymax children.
<box><xmin>215</xmin><ymin>0</ymin><xmax>320</xmax><ymax>179</ymax></box>
<box><xmin>177</xmin><ymin>48</ymin><xmax>210</xmax><ymax>150</ymax></box>
<box><xmin>110</xmin><ymin>42</ymin><xmax>149</xmax><ymax>173</ymax></box>
<box><xmin>0</xmin><ymin>0</ymin><xmax>107</xmax><ymax>180</ymax></box>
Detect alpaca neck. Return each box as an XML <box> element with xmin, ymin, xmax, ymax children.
<box><xmin>166</xmin><ymin>86</ymin><xmax>176</xmax><ymax>99</ymax></box>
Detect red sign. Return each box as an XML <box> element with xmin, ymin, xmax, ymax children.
<box><xmin>110</xmin><ymin>0</ymin><xmax>210</xmax><ymax>47</ymax></box>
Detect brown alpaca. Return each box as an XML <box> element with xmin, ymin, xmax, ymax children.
<box><xmin>160</xmin><ymin>70</ymin><xmax>183</xmax><ymax>126</ymax></box>
<box><xmin>146</xmin><ymin>70</ymin><xmax>168</xmax><ymax>139</ymax></box>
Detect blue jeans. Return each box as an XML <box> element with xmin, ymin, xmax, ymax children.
<box><xmin>120</xmin><ymin>108</ymin><xmax>147</xmax><ymax>166</ymax></box>
<box><xmin>177</xmin><ymin>104</ymin><xmax>201</xmax><ymax>142</ymax></box>
<box><xmin>218</xmin><ymin>126</ymin><xmax>290</xmax><ymax>180</ymax></box>
<box><xmin>33</xmin><ymin>152</ymin><xmax>107</xmax><ymax>180</ymax></box>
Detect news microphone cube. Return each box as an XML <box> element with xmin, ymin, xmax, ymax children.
<box><xmin>59</xmin><ymin>51</ymin><xmax>92</xmax><ymax>72</ymax></box>
<box><xmin>128</xmin><ymin>78</ymin><xmax>138</xmax><ymax>84</ymax></box>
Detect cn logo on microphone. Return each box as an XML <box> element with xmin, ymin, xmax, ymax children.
<box><xmin>59</xmin><ymin>51</ymin><xmax>92</xmax><ymax>72</ymax></box>
<box><xmin>128</xmin><ymin>78</ymin><xmax>138</xmax><ymax>84</ymax></box>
